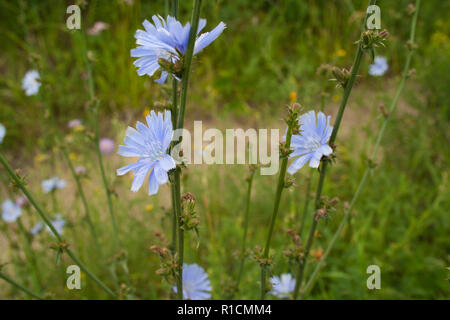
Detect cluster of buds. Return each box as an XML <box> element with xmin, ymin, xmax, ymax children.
<box><xmin>149</xmin><ymin>245</ymin><xmax>178</xmax><ymax>282</ymax></box>
<box><xmin>407</xmin><ymin>3</ymin><xmax>416</xmax><ymax>16</ymax></box>
<box><xmin>315</xmin><ymin>196</ymin><xmax>340</xmax><ymax>222</ymax></box>
<box><xmin>331</xmin><ymin>66</ymin><xmax>352</xmax><ymax>89</ymax></box>
<box><xmin>283</xmin><ymin>229</ymin><xmax>304</xmax><ymax>264</ymax></box>
<box><xmin>279</xmin><ymin>141</ymin><xmax>293</xmax><ymax>158</ymax></box>
<box><xmin>284</xmin><ymin>176</ymin><xmax>295</xmax><ymax>189</ymax></box>
<box><xmin>406</xmin><ymin>40</ymin><xmax>419</xmax><ymax>51</ymax></box>
<box><xmin>158</xmin><ymin>57</ymin><xmax>184</xmax><ymax>79</ymax></box>
<box><xmin>180</xmin><ymin>192</ymin><xmax>199</xmax><ymax>231</ymax></box>
<box><xmin>285</xmin><ymin>103</ymin><xmax>302</xmax><ymax>132</ymax></box>
<box><xmin>316</xmin><ymin>63</ymin><xmax>333</xmax><ymax>77</ymax></box>
<box><xmin>358</xmin><ymin>29</ymin><xmax>389</xmax><ymax>51</ymax></box>
<box><xmin>378</xmin><ymin>104</ymin><xmax>389</xmax><ymax>119</ymax></box>
<box><xmin>252</xmin><ymin>246</ymin><xmax>273</xmax><ymax>269</ymax></box>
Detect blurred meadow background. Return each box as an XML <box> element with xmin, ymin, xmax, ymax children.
<box><xmin>0</xmin><ymin>0</ymin><xmax>449</xmax><ymax>299</ymax></box>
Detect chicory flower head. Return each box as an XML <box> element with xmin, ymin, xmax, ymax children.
<box><xmin>117</xmin><ymin>110</ymin><xmax>176</xmax><ymax>195</ymax></box>
<box><xmin>0</xmin><ymin>123</ymin><xmax>5</xmax><ymax>143</ymax></box>
<box><xmin>131</xmin><ymin>15</ymin><xmax>226</xmax><ymax>84</ymax></box>
<box><xmin>270</xmin><ymin>273</ymin><xmax>296</xmax><ymax>298</ymax></box>
<box><xmin>2</xmin><ymin>199</ymin><xmax>22</xmax><ymax>223</ymax></box>
<box><xmin>369</xmin><ymin>56</ymin><xmax>388</xmax><ymax>76</ymax></box>
<box><xmin>30</xmin><ymin>222</ymin><xmax>43</xmax><ymax>235</ymax></box>
<box><xmin>22</xmin><ymin>70</ymin><xmax>41</xmax><ymax>96</ymax></box>
<box><xmin>288</xmin><ymin>110</ymin><xmax>333</xmax><ymax>174</ymax></box>
<box><xmin>46</xmin><ymin>214</ymin><xmax>66</xmax><ymax>236</ymax></box>
<box><xmin>41</xmin><ymin>177</ymin><xmax>67</xmax><ymax>193</ymax></box>
<box><xmin>173</xmin><ymin>264</ymin><xmax>212</xmax><ymax>300</ymax></box>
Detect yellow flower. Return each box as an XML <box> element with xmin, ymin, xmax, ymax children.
<box><xmin>145</xmin><ymin>204</ymin><xmax>154</xmax><ymax>212</ymax></box>
<box><xmin>34</xmin><ymin>154</ymin><xmax>48</xmax><ymax>168</ymax></box>
<box><xmin>143</xmin><ymin>107</ymin><xmax>151</xmax><ymax>117</ymax></box>
<box><xmin>332</xmin><ymin>94</ymin><xmax>341</xmax><ymax>102</ymax></box>
<box><xmin>69</xmin><ymin>152</ymin><xmax>77</xmax><ymax>160</ymax></box>
<box><xmin>335</xmin><ymin>49</ymin><xmax>347</xmax><ymax>57</ymax></box>
<box><xmin>289</xmin><ymin>91</ymin><xmax>297</xmax><ymax>104</ymax></box>
<box><xmin>73</xmin><ymin>124</ymin><xmax>85</xmax><ymax>133</ymax></box>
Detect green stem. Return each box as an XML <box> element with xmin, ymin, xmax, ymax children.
<box><xmin>60</xmin><ymin>145</ymin><xmax>102</xmax><ymax>255</ymax></box>
<box><xmin>0</xmin><ymin>271</ymin><xmax>44</xmax><ymax>300</ymax></box>
<box><xmin>293</xmin><ymin>0</ymin><xmax>376</xmax><ymax>300</ymax></box>
<box><xmin>301</xmin><ymin>0</ymin><xmax>420</xmax><ymax>298</ymax></box>
<box><xmin>17</xmin><ymin>218</ymin><xmax>42</xmax><ymax>293</ymax></box>
<box><xmin>235</xmin><ymin>170</ymin><xmax>255</xmax><ymax>293</ymax></box>
<box><xmin>173</xmin><ymin>0</ymin><xmax>202</xmax><ymax>300</ymax></box>
<box><xmin>0</xmin><ymin>153</ymin><xmax>117</xmax><ymax>298</ymax></box>
<box><xmin>261</xmin><ymin>122</ymin><xmax>295</xmax><ymax>299</ymax></box>
<box><xmin>298</xmin><ymin>171</ymin><xmax>312</xmax><ymax>236</ymax></box>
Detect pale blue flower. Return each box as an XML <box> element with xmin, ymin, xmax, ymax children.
<box><xmin>369</xmin><ymin>56</ymin><xmax>388</xmax><ymax>76</ymax></box>
<box><xmin>270</xmin><ymin>273</ymin><xmax>296</xmax><ymax>298</ymax></box>
<box><xmin>173</xmin><ymin>264</ymin><xmax>212</xmax><ymax>300</ymax></box>
<box><xmin>0</xmin><ymin>123</ymin><xmax>5</xmax><ymax>143</ymax></box>
<box><xmin>46</xmin><ymin>214</ymin><xmax>66</xmax><ymax>236</ymax></box>
<box><xmin>131</xmin><ymin>15</ymin><xmax>226</xmax><ymax>84</ymax></box>
<box><xmin>99</xmin><ymin>138</ymin><xmax>115</xmax><ymax>155</ymax></box>
<box><xmin>22</xmin><ymin>70</ymin><xmax>41</xmax><ymax>96</ymax></box>
<box><xmin>30</xmin><ymin>222</ymin><xmax>43</xmax><ymax>235</ymax></box>
<box><xmin>288</xmin><ymin>110</ymin><xmax>333</xmax><ymax>174</ymax></box>
<box><xmin>117</xmin><ymin>110</ymin><xmax>176</xmax><ymax>195</ymax></box>
<box><xmin>2</xmin><ymin>199</ymin><xmax>22</xmax><ymax>223</ymax></box>
<box><xmin>41</xmin><ymin>176</ymin><xmax>67</xmax><ymax>193</ymax></box>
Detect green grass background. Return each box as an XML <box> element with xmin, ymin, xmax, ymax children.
<box><xmin>0</xmin><ymin>0</ymin><xmax>448</xmax><ymax>299</ymax></box>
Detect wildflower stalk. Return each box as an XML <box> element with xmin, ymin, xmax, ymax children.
<box><xmin>79</xmin><ymin>32</ymin><xmax>120</xmax><ymax>249</ymax></box>
<box><xmin>60</xmin><ymin>145</ymin><xmax>102</xmax><ymax>254</ymax></box>
<box><xmin>172</xmin><ymin>0</ymin><xmax>203</xmax><ymax>300</ymax></box>
<box><xmin>301</xmin><ymin>0</ymin><xmax>421</xmax><ymax>298</ymax></box>
<box><xmin>0</xmin><ymin>153</ymin><xmax>117</xmax><ymax>298</ymax></box>
<box><xmin>292</xmin><ymin>0</ymin><xmax>377</xmax><ymax>299</ymax></box>
<box><xmin>169</xmin><ymin>0</ymin><xmax>179</xmax><ymax>257</ymax></box>
<box><xmin>16</xmin><ymin>218</ymin><xmax>42</xmax><ymax>292</ymax></box>
<box><xmin>298</xmin><ymin>171</ymin><xmax>312</xmax><ymax>236</ymax></box>
<box><xmin>260</xmin><ymin>110</ymin><xmax>297</xmax><ymax>299</ymax></box>
<box><xmin>235</xmin><ymin>168</ymin><xmax>256</xmax><ymax>293</ymax></box>
<box><xmin>0</xmin><ymin>270</ymin><xmax>44</xmax><ymax>300</ymax></box>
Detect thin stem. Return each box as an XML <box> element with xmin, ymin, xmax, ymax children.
<box><xmin>17</xmin><ymin>218</ymin><xmax>42</xmax><ymax>292</ymax></box>
<box><xmin>298</xmin><ymin>171</ymin><xmax>312</xmax><ymax>236</ymax></box>
<box><xmin>235</xmin><ymin>170</ymin><xmax>255</xmax><ymax>293</ymax></box>
<box><xmin>169</xmin><ymin>0</ymin><xmax>179</xmax><ymax>258</ymax></box>
<box><xmin>301</xmin><ymin>0</ymin><xmax>421</xmax><ymax>298</ymax></box>
<box><xmin>176</xmin><ymin>0</ymin><xmax>202</xmax><ymax>130</ymax></box>
<box><xmin>293</xmin><ymin>0</ymin><xmax>377</xmax><ymax>299</ymax></box>
<box><xmin>0</xmin><ymin>271</ymin><xmax>44</xmax><ymax>300</ymax></box>
<box><xmin>260</xmin><ymin>121</ymin><xmax>295</xmax><ymax>299</ymax></box>
<box><xmin>93</xmin><ymin>103</ymin><xmax>120</xmax><ymax>249</ymax></box>
<box><xmin>60</xmin><ymin>145</ymin><xmax>102</xmax><ymax>254</ymax></box>
<box><xmin>0</xmin><ymin>153</ymin><xmax>117</xmax><ymax>298</ymax></box>
<box><xmin>173</xmin><ymin>0</ymin><xmax>203</xmax><ymax>300</ymax></box>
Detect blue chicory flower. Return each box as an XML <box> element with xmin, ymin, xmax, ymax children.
<box><xmin>41</xmin><ymin>177</ymin><xmax>67</xmax><ymax>193</ymax></box>
<box><xmin>117</xmin><ymin>110</ymin><xmax>176</xmax><ymax>195</ymax></box>
<box><xmin>0</xmin><ymin>123</ymin><xmax>5</xmax><ymax>143</ymax></box>
<box><xmin>22</xmin><ymin>70</ymin><xmax>41</xmax><ymax>96</ymax></box>
<box><xmin>2</xmin><ymin>199</ymin><xmax>22</xmax><ymax>223</ymax></box>
<box><xmin>131</xmin><ymin>15</ymin><xmax>226</xmax><ymax>84</ymax></box>
<box><xmin>30</xmin><ymin>222</ymin><xmax>44</xmax><ymax>235</ymax></box>
<box><xmin>288</xmin><ymin>110</ymin><xmax>333</xmax><ymax>174</ymax></box>
<box><xmin>173</xmin><ymin>264</ymin><xmax>212</xmax><ymax>300</ymax></box>
<box><xmin>270</xmin><ymin>273</ymin><xmax>296</xmax><ymax>298</ymax></box>
<box><xmin>46</xmin><ymin>214</ymin><xmax>66</xmax><ymax>236</ymax></box>
<box><xmin>369</xmin><ymin>56</ymin><xmax>388</xmax><ymax>76</ymax></box>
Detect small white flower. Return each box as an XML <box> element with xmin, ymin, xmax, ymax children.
<box><xmin>0</xmin><ymin>123</ymin><xmax>5</xmax><ymax>143</ymax></box>
<box><xmin>369</xmin><ymin>56</ymin><xmax>388</xmax><ymax>76</ymax></box>
<box><xmin>2</xmin><ymin>199</ymin><xmax>22</xmax><ymax>223</ymax></box>
<box><xmin>22</xmin><ymin>70</ymin><xmax>41</xmax><ymax>96</ymax></box>
<box><xmin>41</xmin><ymin>176</ymin><xmax>66</xmax><ymax>193</ymax></box>
<box><xmin>270</xmin><ymin>273</ymin><xmax>296</xmax><ymax>298</ymax></box>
